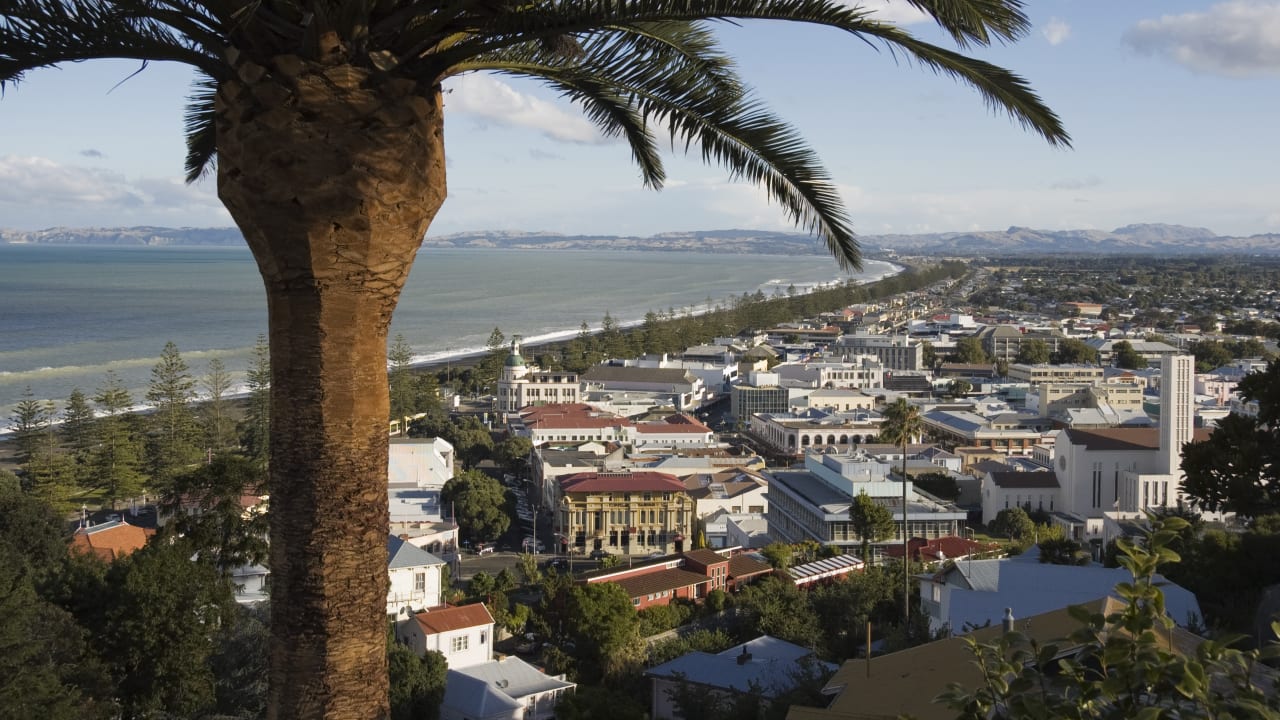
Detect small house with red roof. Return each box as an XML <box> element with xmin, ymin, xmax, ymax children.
<box><xmin>553</xmin><ymin>470</ymin><xmax>695</xmax><ymax>556</ymax></box>
<box><xmin>397</xmin><ymin>602</ymin><xmax>495</xmax><ymax>669</ymax></box>
<box><xmin>69</xmin><ymin>520</ymin><xmax>154</xmax><ymax>562</ymax></box>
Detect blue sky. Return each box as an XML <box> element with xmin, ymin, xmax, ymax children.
<box><xmin>1</xmin><ymin>0</ymin><xmax>1278</xmax><ymax>237</ymax></box>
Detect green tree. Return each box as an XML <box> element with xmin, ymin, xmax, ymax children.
<box><xmin>61</xmin><ymin>387</ymin><xmax>96</xmax><ymax>482</ymax></box>
<box><xmin>1053</xmin><ymin>338</ymin><xmax>1098</xmax><ymax>365</ymax></box>
<box><xmin>208</xmin><ymin>603</ymin><xmax>270</xmax><ymax>720</ymax></box>
<box><xmin>90</xmin><ymin>372</ymin><xmax>147</xmax><ymax>509</ymax></box>
<box><xmin>158</xmin><ymin>454</ymin><xmax>270</xmax><ymax>574</ymax></box>
<box><xmin>1189</xmin><ymin>339</ymin><xmax>1234</xmax><ymax>372</ymax></box>
<box><xmin>201</xmin><ymin>355</ymin><xmax>240</xmax><ymax>453</ymax></box>
<box><xmin>496</xmin><ymin>435</ymin><xmax>533</xmax><ymax>475</ymax></box>
<box><xmin>1037</xmin><ymin>537</ymin><xmax>1088</xmax><ymax>565</ymax></box>
<box><xmin>1</xmin><ymin>1</ymin><xmax>1068</xmax><ymax>713</ymax></box>
<box><xmin>953</xmin><ymin>337</ymin><xmax>991</xmax><ymax>365</ymax></box>
<box><xmin>442</xmin><ymin>469</ymin><xmax>510</xmax><ymax>542</ymax></box>
<box><xmin>849</xmin><ymin>490</ymin><xmax>895</xmax><ymax>564</ymax></box>
<box><xmin>239</xmin><ymin>335</ymin><xmax>271</xmax><ymax>475</ymax></box>
<box><xmin>947</xmin><ymin>378</ymin><xmax>973</xmax><ymax>398</ymax></box>
<box><xmin>145</xmin><ymin>341</ymin><xmax>202</xmax><ymax>491</ymax></box>
<box><xmin>1014</xmin><ymin>338</ymin><xmax>1050</xmax><ymax>365</ymax></box>
<box><xmin>565</xmin><ymin>582</ymin><xmax>643</xmax><ymax>683</ymax></box>
<box><xmin>989</xmin><ymin>506</ymin><xmax>1035</xmax><ymax>541</ymax></box>
<box><xmin>735</xmin><ymin>575</ymin><xmax>823</xmax><ymax>650</ymax></box>
<box><xmin>760</xmin><ymin>541</ymin><xmax>795</xmax><ymax>570</ymax></box>
<box><xmin>99</xmin><ymin>540</ymin><xmax>237</xmax><ymax>719</ymax></box>
<box><xmin>921</xmin><ymin>340</ymin><xmax>938</xmax><ymax>369</ymax></box>
<box><xmin>388</xmin><ymin>333</ymin><xmax>419</xmax><ymax>422</ymax></box>
<box><xmin>1112</xmin><ymin>340</ymin><xmax>1147</xmax><ymax>370</ymax></box>
<box><xmin>8</xmin><ymin>385</ymin><xmax>52</xmax><ymax>466</ymax></box>
<box><xmin>388</xmin><ymin>644</ymin><xmax>446</xmax><ymax>720</ymax></box>
<box><xmin>0</xmin><ymin>547</ymin><xmax>113</xmax><ymax>720</ymax></box>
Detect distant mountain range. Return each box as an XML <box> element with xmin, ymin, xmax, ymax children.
<box><xmin>4</xmin><ymin>223</ymin><xmax>1279</xmax><ymax>256</ymax></box>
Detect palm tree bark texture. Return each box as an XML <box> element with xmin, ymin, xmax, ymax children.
<box><xmin>217</xmin><ymin>56</ymin><xmax>446</xmax><ymax>719</ymax></box>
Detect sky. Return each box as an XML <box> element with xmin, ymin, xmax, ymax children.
<box><xmin>1</xmin><ymin>0</ymin><xmax>1279</xmax><ymax>238</ymax></box>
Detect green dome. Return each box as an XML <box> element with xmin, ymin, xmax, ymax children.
<box><xmin>505</xmin><ymin>352</ymin><xmax>526</xmax><ymax>367</ymax></box>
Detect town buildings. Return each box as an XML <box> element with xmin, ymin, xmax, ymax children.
<box><xmin>552</xmin><ymin>470</ymin><xmax>696</xmax><ymax>555</ymax></box>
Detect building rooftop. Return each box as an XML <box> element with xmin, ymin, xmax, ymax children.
<box><xmin>559</xmin><ymin>470</ymin><xmax>687</xmax><ymax>493</ymax></box>
<box><xmin>414</xmin><ymin>603</ymin><xmax>494</xmax><ymax>634</ymax></box>
<box><xmin>69</xmin><ymin>520</ymin><xmax>154</xmax><ymax>561</ymax></box>
<box><xmin>647</xmin><ymin>635</ymin><xmax>833</xmax><ymax>697</ymax></box>
<box><xmin>987</xmin><ymin>471</ymin><xmax>1059</xmax><ymax>489</ymax></box>
<box><xmin>387</xmin><ymin>534</ymin><xmax>446</xmax><ymax>570</ymax></box>
<box><xmin>613</xmin><ymin>568</ymin><xmax>710</xmax><ymax>599</ymax></box>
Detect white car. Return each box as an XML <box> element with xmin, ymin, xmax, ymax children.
<box><xmin>522</xmin><ymin>538</ymin><xmax>545</xmax><ymax>552</ymax></box>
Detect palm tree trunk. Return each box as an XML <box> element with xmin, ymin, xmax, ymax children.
<box><xmin>216</xmin><ymin>58</ymin><xmax>446</xmax><ymax>720</ymax></box>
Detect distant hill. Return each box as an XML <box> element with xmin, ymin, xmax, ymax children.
<box><xmin>4</xmin><ymin>223</ymin><xmax>1279</xmax><ymax>256</ymax></box>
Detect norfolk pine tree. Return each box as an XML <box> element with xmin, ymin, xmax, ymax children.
<box><xmin>849</xmin><ymin>489</ymin><xmax>896</xmax><ymax>565</ymax></box>
<box><xmin>2</xmin><ymin>1</ymin><xmax>1069</xmax><ymax>715</ymax></box>
<box><xmin>145</xmin><ymin>341</ymin><xmax>202</xmax><ymax>491</ymax></box>
<box><xmin>90</xmin><ymin>372</ymin><xmax>147</xmax><ymax>509</ymax></box>
<box><xmin>200</xmin><ymin>355</ymin><xmax>239</xmax><ymax>452</ymax></box>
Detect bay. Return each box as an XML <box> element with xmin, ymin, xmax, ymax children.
<box><xmin>0</xmin><ymin>243</ymin><xmax>896</xmax><ymax>418</ymax></box>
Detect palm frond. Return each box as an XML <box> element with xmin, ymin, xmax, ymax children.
<box><xmin>184</xmin><ymin>71</ymin><xmax>218</xmax><ymax>183</ymax></box>
<box><xmin>458</xmin><ymin>26</ymin><xmax>859</xmax><ymax>268</ymax></box>
<box><xmin>0</xmin><ymin>0</ymin><xmax>226</xmax><ymax>89</ymax></box>
<box><xmin>899</xmin><ymin>0</ymin><xmax>1031</xmax><ymax>48</ymax></box>
<box><xmin>425</xmin><ymin>0</ymin><xmax>1068</xmax><ymax>147</ymax></box>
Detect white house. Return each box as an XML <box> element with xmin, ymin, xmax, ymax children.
<box><xmin>389</xmin><ymin>437</ymin><xmax>460</xmax><ymax>554</ymax></box>
<box><xmin>631</xmin><ymin>413</ymin><xmax>718</xmax><ymax>448</ymax></box>
<box><xmin>981</xmin><ymin>470</ymin><xmax>1061</xmax><ymax>523</ymax></box>
<box><xmin>683</xmin><ymin>471</ymin><xmax>769</xmax><ymax>518</ymax></box>
<box><xmin>397</xmin><ymin>603</ymin><xmax>495</xmax><ymax>670</ymax></box>
<box><xmin>387</xmin><ymin>534</ymin><xmax>446</xmax><ymax>615</ymax></box>
<box><xmin>440</xmin><ymin>656</ymin><xmax>575</xmax><ymax>720</ymax></box>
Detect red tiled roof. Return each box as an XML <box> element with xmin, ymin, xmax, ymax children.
<box><xmin>560</xmin><ymin>471</ymin><xmax>687</xmax><ymax>493</ymax></box>
<box><xmin>612</xmin><ymin>569</ymin><xmax>709</xmax><ymax>599</ymax></box>
<box><xmin>520</xmin><ymin>403</ymin><xmax>633</xmax><ymax>429</ymax></box>
<box><xmin>415</xmin><ymin>603</ymin><xmax>494</xmax><ymax>634</ymax></box>
<box><xmin>883</xmin><ymin>536</ymin><xmax>999</xmax><ymax>562</ymax></box>
<box><xmin>69</xmin><ymin>521</ymin><xmax>154</xmax><ymax>561</ymax></box>
<box><xmin>634</xmin><ymin>413</ymin><xmax>713</xmax><ymax>434</ymax></box>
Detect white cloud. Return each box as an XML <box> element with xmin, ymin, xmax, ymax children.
<box><xmin>849</xmin><ymin>0</ymin><xmax>930</xmax><ymax>25</ymax></box>
<box><xmin>1042</xmin><ymin>17</ymin><xmax>1071</xmax><ymax>46</ymax></box>
<box><xmin>0</xmin><ymin>155</ymin><xmax>228</xmax><ymax>228</ymax></box>
<box><xmin>1124</xmin><ymin>1</ymin><xmax>1280</xmax><ymax>76</ymax></box>
<box><xmin>445</xmin><ymin>74</ymin><xmax>604</xmax><ymax>144</ymax></box>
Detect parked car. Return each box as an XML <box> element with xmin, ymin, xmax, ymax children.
<box><xmin>522</xmin><ymin>538</ymin><xmax>545</xmax><ymax>552</ymax></box>
<box><xmin>475</xmin><ymin>543</ymin><xmax>495</xmax><ymax>555</ymax></box>
<box><xmin>589</xmin><ymin>549</ymin><xmax>612</xmax><ymax>560</ymax></box>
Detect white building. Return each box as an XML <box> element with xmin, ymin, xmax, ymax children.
<box><xmin>749</xmin><ymin>408</ymin><xmax>883</xmax><ymax>456</ymax></box>
<box><xmin>387</xmin><ymin>534</ymin><xmax>446</xmax><ymax>615</ymax></box>
<box><xmin>1051</xmin><ymin>355</ymin><xmax>1207</xmax><ymax>536</ymax></box>
<box><xmin>980</xmin><ymin>470</ymin><xmax>1061</xmax><ymax>523</ymax></box>
<box><xmin>389</xmin><ymin>438</ymin><xmax>459</xmax><ymax>554</ymax></box>
<box><xmin>581</xmin><ymin>364</ymin><xmax>707</xmax><ymax>411</ymax></box>
<box><xmin>441</xmin><ymin>656</ymin><xmax>575</xmax><ymax>720</ymax></box>
<box><xmin>765</xmin><ymin>451</ymin><xmax>966</xmax><ymax>551</ymax></box>
<box><xmin>773</xmin><ymin>356</ymin><xmax>886</xmax><ymax>390</ymax></box>
<box><xmin>495</xmin><ymin>338</ymin><xmax>581</xmax><ymax>414</ymax></box>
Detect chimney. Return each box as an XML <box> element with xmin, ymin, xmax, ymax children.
<box><xmin>737</xmin><ymin>646</ymin><xmax>752</xmax><ymax>665</ymax></box>
<box><xmin>1002</xmin><ymin>607</ymin><xmax>1015</xmax><ymax>634</ymax></box>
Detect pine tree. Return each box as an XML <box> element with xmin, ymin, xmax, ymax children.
<box><xmin>145</xmin><ymin>341</ymin><xmax>201</xmax><ymax>491</ymax></box>
<box><xmin>240</xmin><ymin>335</ymin><xmax>271</xmax><ymax>475</ymax></box>
<box><xmin>90</xmin><ymin>372</ymin><xmax>147</xmax><ymax>509</ymax></box>
<box><xmin>388</xmin><ymin>334</ymin><xmax>416</xmax><ymax>422</ymax></box>
<box><xmin>8</xmin><ymin>385</ymin><xmax>50</xmax><ymax>465</ymax></box>
<box><xmin>200</xmin><ymin>356</ymin><xmax>238</xmax><ymax>453</ymax></box>
<box><xmin>61</xmin><ymin>388</ymin><xmax>96</xmax><ymax>456</ymax></box>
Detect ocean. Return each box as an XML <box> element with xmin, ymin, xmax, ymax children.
<box><xmin>0</xmin><ymin>243</ymin><xmax>896</xmax><ymax>419</ymax></box>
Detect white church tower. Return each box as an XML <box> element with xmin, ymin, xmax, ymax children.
<box><xmin>1158</xmin><ymin>354</ymin><xmax>1194</xmax><ymax>475</ymax></box>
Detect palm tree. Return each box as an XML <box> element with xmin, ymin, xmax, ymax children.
<box><xmin>3</xmin><ymin>2</ymin><xmax>1067</xmax><ymax>717</ymax></box>
<box><xmin>880</xmin><ymin>396</ymin><xmax>923</xmax><ymax>623</ymax></box>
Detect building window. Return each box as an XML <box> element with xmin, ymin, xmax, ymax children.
<box><xmin>451</xmin><ymin>636</ymin><xmax>469</xmax><ymax>653</ymax></box>
<box><xmin>414</xmin><ymin>572</ymin><xmax>426</xmax><ymax>592</ymax></box>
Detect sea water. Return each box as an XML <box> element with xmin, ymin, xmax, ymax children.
<box><xmin>0</xmin><ymin>243</ymin><xmax>896</xmax><ymax>417</ymax></box>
